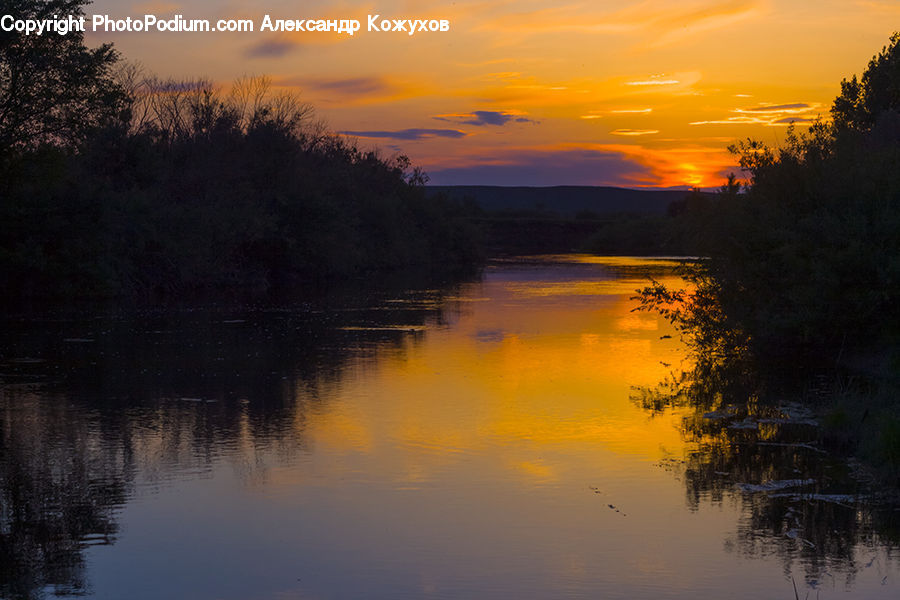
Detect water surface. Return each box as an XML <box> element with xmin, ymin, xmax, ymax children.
<box><xmin>1</xmin><ymin>256</ymin><xmax>897</xmax><ymax>599</ymax></box>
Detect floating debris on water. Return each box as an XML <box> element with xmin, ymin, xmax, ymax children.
<box><xmin>757</xmin><ymin>441</ymin><xmax>827</xmax><ymax>454</ymax></box>
<box><xmin>737</xmin><ymin>479</ymin><xmax>816</xmax><ymax>493</ymax></box>
<box><xmin>702</xmin><ymin>408</ymin><xmax>735</xmax><ymax>420</ymax></box>
<box><xmin>768</xmin><ymin>493</ymin><xmax>862</xmax><ymax>506</ymax></box>
<box><xmin>758</xmin><ymin>417</ymin><xmax>819</xmax><ymax>426</ymax></box>
<box><xmin>728</xmin><ymin>418</ymin><xmax>759</xmax><ymax>430</ymax></box>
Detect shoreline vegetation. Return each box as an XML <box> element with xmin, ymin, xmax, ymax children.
<box><xmin>425</xmin><ymin>185</ymin><xmax>712</xmax><ymax>256</ymax></box>
<box><xmin>634</xmin><ymin>33</ymin><xmax>900</xmax><ymax>488</ymax></box>
<box><xmin>0</xmin><ymin>68</ymin><xmax>483</xmax><ymax>300</ymax></box>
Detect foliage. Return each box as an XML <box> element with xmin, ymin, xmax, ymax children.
<box><xmin>0</xmin><ymin>0</ymin><xmax>123</xmax><ymax>155</ymax></box>
<box><xmin>582</xmin><ymin>214</ymin><xmax>675</xmax><ymax>255</ymax></box>
<box><xmin>832</xmin><ymin>32</ymin><xmax>900</xmax><ymax>132</ymax></box>
<box><xmin>1</xmin><ymin>56</ymin><xmax>482</xmax><ymax>298</ymax></box>
<box><xmin>581</xmin><ymin>187</ymin><xmax>722</xmax><ymax>256</ymax></box>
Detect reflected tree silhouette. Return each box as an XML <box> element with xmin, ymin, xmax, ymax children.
<box><xmin>0</xmin><ymin>281</ymin><xmax>468</xmax><ymax>598</ymax></box>
<box><xmin>634</xmin><ymin>357</ymin><xmax>900</xmax><ymax>586</ymax></box>
<box><xmin>0</xmin><ymin>390</ymin><xmax>128</xmax><ymax>599</ymax></box>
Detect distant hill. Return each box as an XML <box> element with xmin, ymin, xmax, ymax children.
<box><xmin>427</xmin><ymin>185</ymin><xmax>700</xmax><ymax>217</ymax></box>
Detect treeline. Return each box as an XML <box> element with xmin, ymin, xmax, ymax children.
<box><xmin>0</xmin><ymin>2</ymin><xmax>480</xmax><ymax>300</ymax></box>
<box><xmin>580</xmin><ymin>192</ymin><xmax>713</xmax><ymax>256</ymax></box>
<box><xmin>427</xmin><ymin>184</ymin><xmax>712</xmax><ymax>256</ymax></box>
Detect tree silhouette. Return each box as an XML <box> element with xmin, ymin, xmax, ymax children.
<box><xmin>0</xmin><ymin>0</ymin><xmax>122</xmax><ymax>155</ymax></box>
<box><xmin>832</xmin><ymin>32</ymin><xmax>900</xmax><ymax>132</ymax></box>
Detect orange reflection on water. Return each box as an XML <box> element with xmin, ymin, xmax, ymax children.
<box><xmin>299</xmin><ymin>256</ymin><xmax>693</xmax><ymax>489</ymax></box>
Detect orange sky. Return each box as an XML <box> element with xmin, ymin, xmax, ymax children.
<box><xmin>84</xmin><ymin>0</ymin><xmax>898</xmax><ymax>188</ymax></box>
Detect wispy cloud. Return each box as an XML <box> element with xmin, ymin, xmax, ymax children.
<box><xmin>645</xmin><ymin>0</ymin><xmax>765</xmax><ymax>46</ymax></box>
<box><xmin>339</xmin><ymin>129</ymin><xmax>467</xmax><ymax>141</ymax></box>
<box><xmin>691</xmin><ymin>101</ymin><xmax>821</xmax><ymax>126</ymax></box>
<box><xmin>690</xmin><ymin>116</ymin><xmax>769</xmax><ymax>125</ymax></box>
<box><xmin>771</xmin><ymin>116</ymin><xmax>816</xmax><ymax>125</ymax></box>
<box><xmin>474</xmin><ymin>0</ymin><xmax>764</xmax><ymax>48</ymax></box>
<box><xmin>626</xmin><ymin>78</ymin><xmax>680</xmax><ymax>86</ymax></box>
<box><xmin>274</xmin><ymin>76</ymin><xmax>414</xmax><ymax>105</ymax></box>
<box><xmin>735</xmin><ymin>102</ymin><xmax>814</xmax><ymax>113</ymax></box>
<box><xmin>580</xmin><ymin>107</ymin><xmax>653</xmax><ymax>119</ymax></box>
<box><xmin>435</xmin><ymin>110</ymin><xmax>539</xmax><ymax>126</ymax></box>
<box><xmin>611</xmin><ymin>129</ymin><xmax>659</xmax><ymax>136</ymax></box>
<box><xmin>691</xmin><ymin>115</ymin><xmax>817</xmax><ymax>127</ymax></box>
<box><xmin>245</xmin><ymin>39</ymin><xmax>297</xmax><ymax>59</ymax></box>
<box><xmin>619</xmin><ymin>71</ymin><xmax>702</xmax><ymax>92</ymax></box>
<box><xmin>292</xmin><ymin>77</ymin><xmax>393</xmax><ymax>97</ymax></box>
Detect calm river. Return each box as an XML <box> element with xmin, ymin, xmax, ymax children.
<box><xmin>1</xmin><ymin>256</ymin><xmax>897</xmax><ymax>599</ymax></box>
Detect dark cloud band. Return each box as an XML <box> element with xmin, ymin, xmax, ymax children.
<box><xmin>339</xmin><ymin>128</ymin><xmax>467</xmax><ymax>140</ymax></box>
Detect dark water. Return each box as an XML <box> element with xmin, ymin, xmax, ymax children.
<box><xmin>1</xmin><ymin>256</ymin><xmax>897</xmax><ymax>599</ymax></box>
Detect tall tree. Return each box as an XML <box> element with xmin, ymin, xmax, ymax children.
<box><xmin>831</xmin><ymin>32</ymin><xmax>900</xmax><ymax>132</ymax></box>
<box><xmin>0</xmin><ymin>0</ymin><xmax>122</xmax><ymax>154</ymax></box>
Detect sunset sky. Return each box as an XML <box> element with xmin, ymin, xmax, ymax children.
<box><xmin>84</xmin><ymin>0</ymin><xmax>898</xmax><ymax>188</ymax></box>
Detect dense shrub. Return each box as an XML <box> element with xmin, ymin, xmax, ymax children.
<box><xmin>0</xmin><ymin>72</ymin><xmax>482</xmax><ymax>299</ymax></box>
<box><xmin>647</xmin><ymin>34</ymin><xmax>900</xmax><ymax>379</ymax></box>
